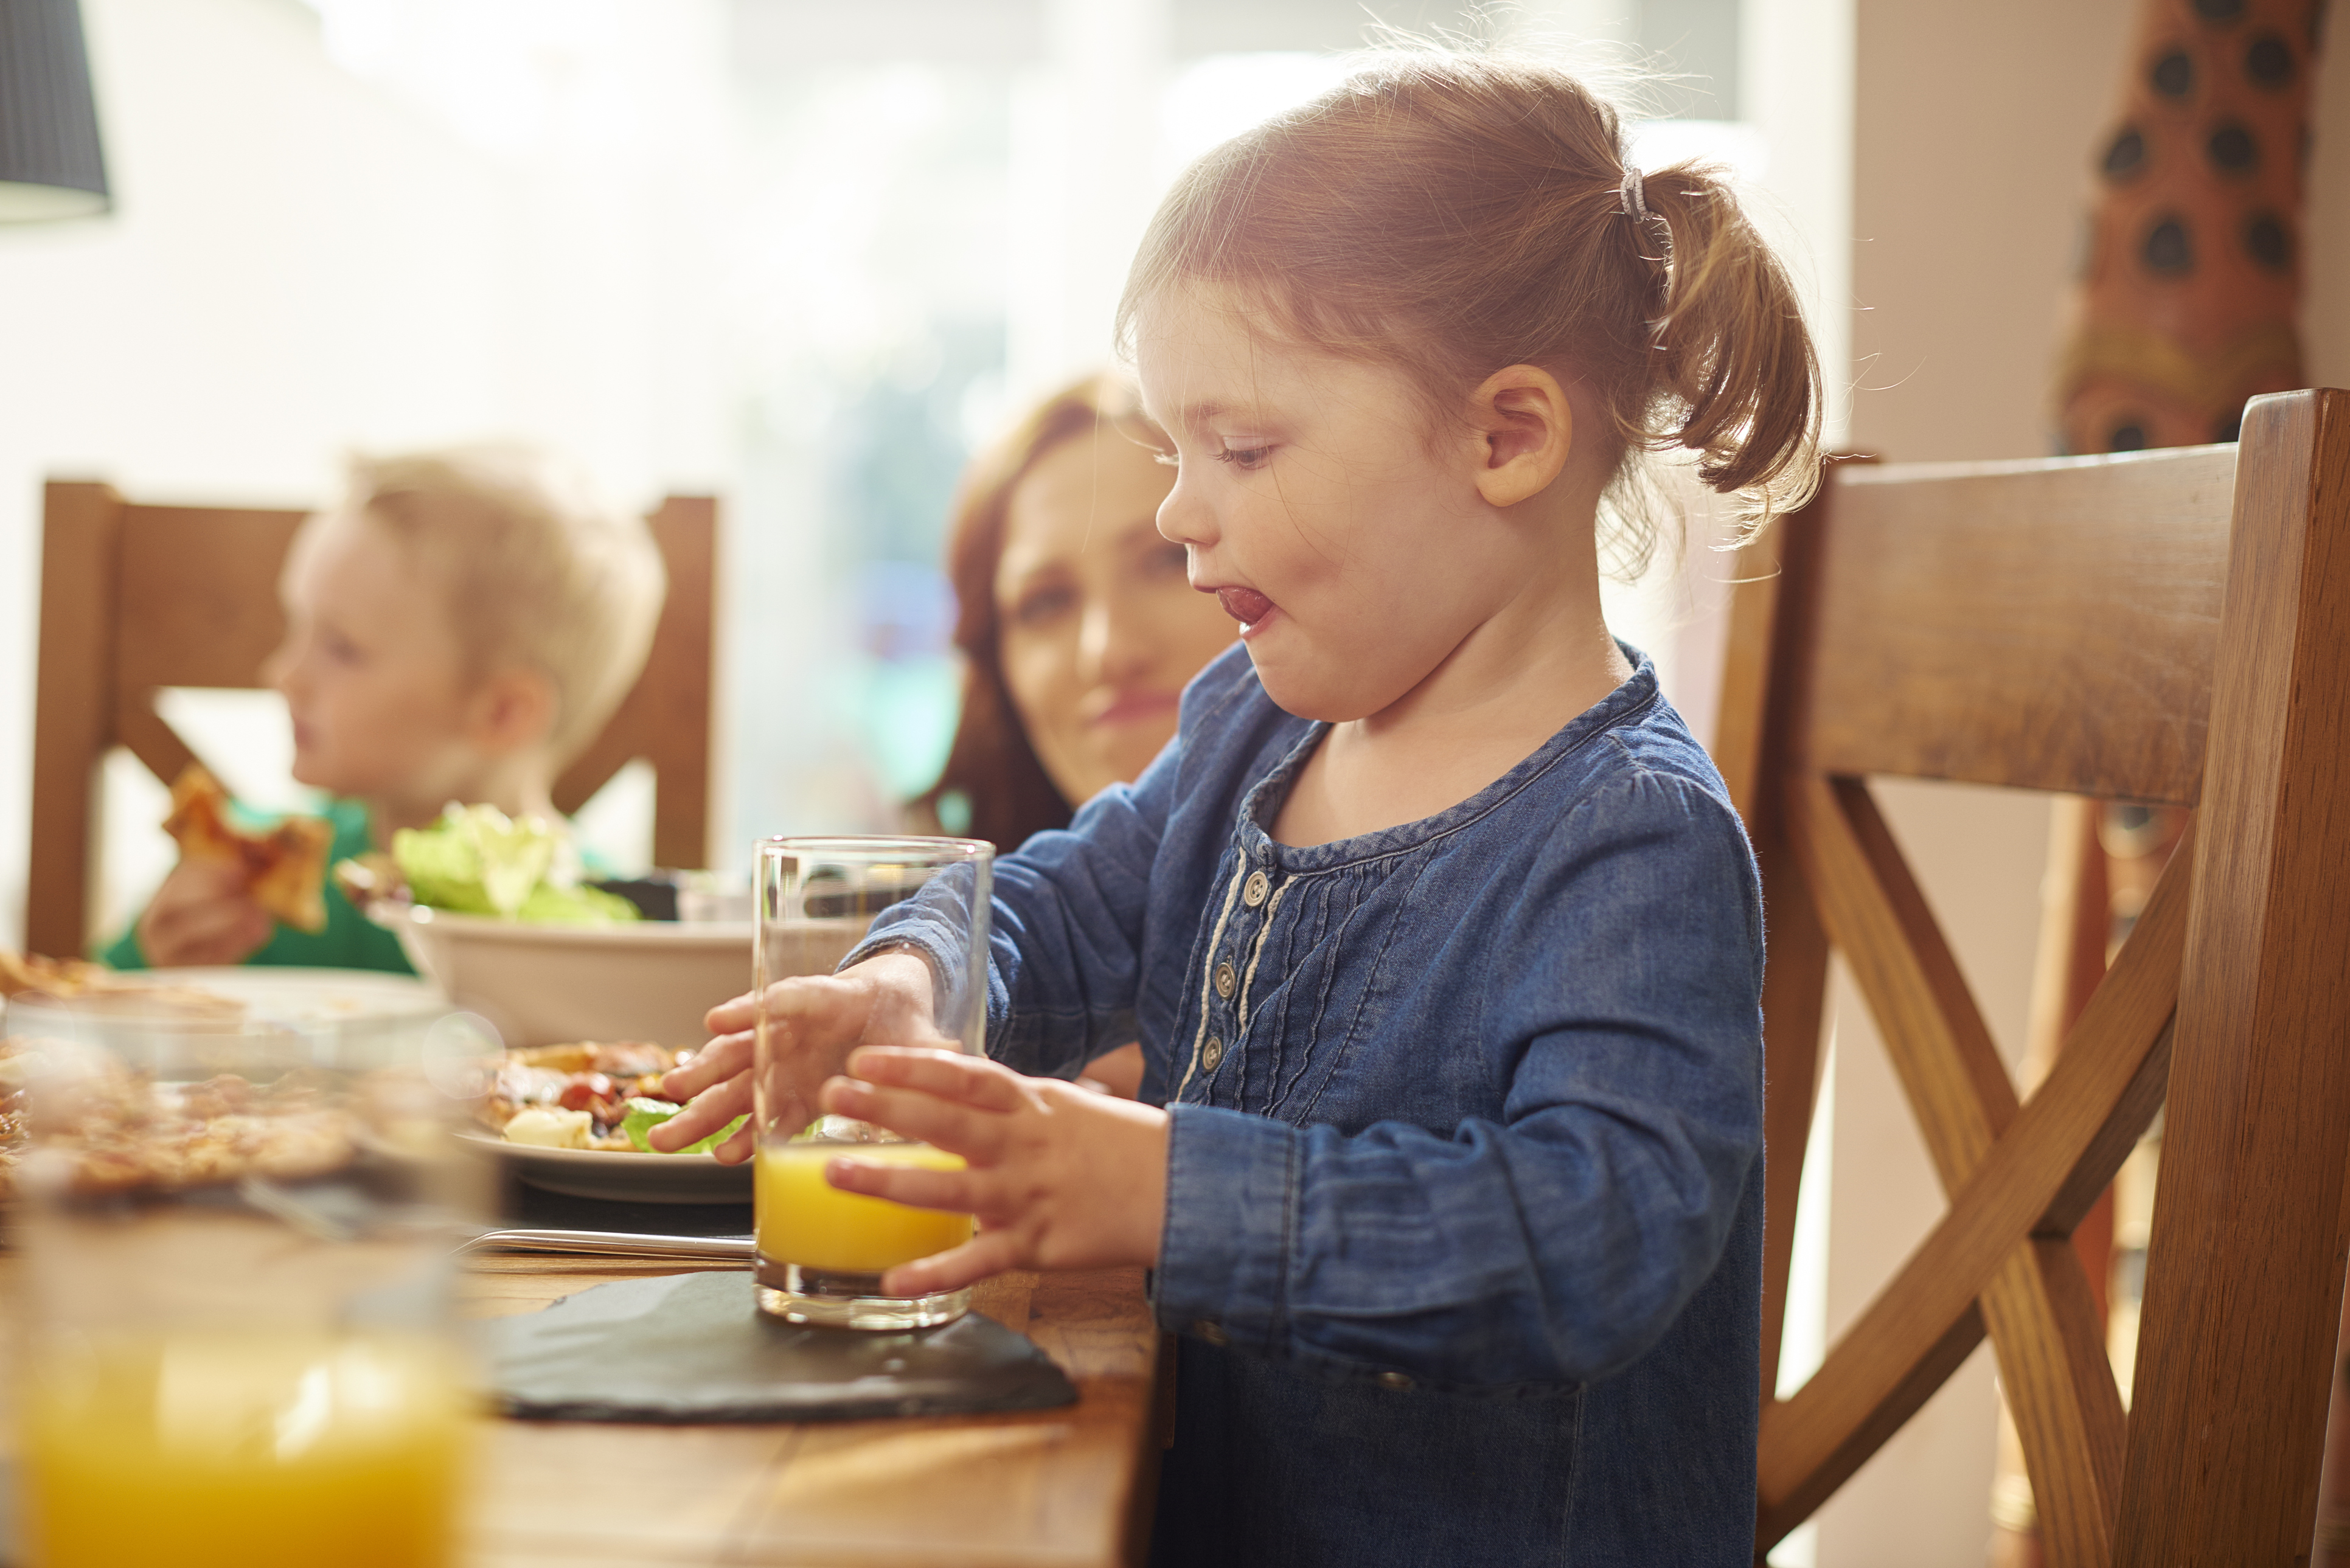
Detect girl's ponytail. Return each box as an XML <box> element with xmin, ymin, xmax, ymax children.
<box><xmin>1634</xmin><ymin>167</ymin><xmax>1825</xmax><ymax>525</ymax></box>
<box><xmin>1119</xmin><ymin>49</ymin><xmax>1827</xmax><ymax>545</ymax></box>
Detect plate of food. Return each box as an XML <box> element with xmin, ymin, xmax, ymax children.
<box><xmin>465</xmin><ymin>1041</ymin><xmax>750</xmax><ymax>1203</ymax></box>
<box><xmin>0</xmin><ymin>1033</ymin><xmax>361</xmax><ymax>1203</ymax></box>
<box><xmin>2</xmin><ymin>951</ymin><xmax>450</xmax><ymax>1075</ymax></box>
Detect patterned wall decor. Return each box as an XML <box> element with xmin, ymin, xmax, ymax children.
<box><xmin>2055</xmin><ymin>0</ymin><xmax>2326</xmax><ymax>453</ymax></box>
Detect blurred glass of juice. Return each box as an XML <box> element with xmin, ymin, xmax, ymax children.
<box><xmin>5</xmin><ymin>996</ymin><xmax>496</xmax><ymax>1567</ymax></box>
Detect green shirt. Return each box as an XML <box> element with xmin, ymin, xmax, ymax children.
<box><xmin>102</xmin><ymin>798</ymin><xmax>415</xmax><ymax>975</ymax></box>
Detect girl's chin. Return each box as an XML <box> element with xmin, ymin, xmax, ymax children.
<box><xmin>1243</xmin><ymin>648</ymin><xmax>1382</xmax><ymax>726</ymax></box>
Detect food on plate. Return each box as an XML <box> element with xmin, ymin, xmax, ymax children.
<box><xmin>164</xmin><ymin>764</ymin><xmax>333</xmax><ymax>934</ymax></box>
<box><xmin>366</xmin><ymin>802</ymin><xmax>639</xmax><ymax>926</ymax></box>
<box><xmin>0</xmin><ymin>947</ymin><xmax>242</xmax><ymax>1019</ymax></box>
<box><xmin>482</xmin><ymin>1042</ymin><xmax>742</xmax><ymax>1154</ymax></box>
<box><xmin>0</xmin><ymin>1037</ymin><xmax>355</xmax><ymax>1201</ymax></box>
<box><xmin>501</xmin><ymin>1106</ymin><xmax>595</xmax><ymax>1149</ymax></box>
<box><xmin>619</xmin><ymin>1096</ymin><xmax>741</xmax><ymax>1154</ymax></box>
<box><xmin>0</xmin><ymin>951</ymin><xmax>121</xmax><ymax>1001</ymax></box>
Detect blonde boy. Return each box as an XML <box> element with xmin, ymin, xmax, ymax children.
<box><xmin>113</xmin><ymin>444</ymin><xmax>667</xmax><ymax>971</ymax></box>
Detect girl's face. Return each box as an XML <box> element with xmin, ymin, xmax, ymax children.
<box><xmin>995</xmin><ymin>429</ymin><xmax>1237</xmax><ymax>804</ymax></box>
<box><xmin>1135</xmin><ymin>283</ymin><xmax>1549</xmax><ymax>724</ymax></box>
<box><xmin>263</xmin><ymin>516</ymin><xmax>488</xmax><ymax>807</ymax></box>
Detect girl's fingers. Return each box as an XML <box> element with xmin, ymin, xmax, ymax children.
<box><xmin>818</xmin><ymin>1076</ymin><xmax>1007</xmax><ymax>1163</ymax></box>
<box><xmin>709</xmin><ymin>1117</ymin><xmax>756</xmax><ymax>1166</ymax></box>
<box><xmin>843</xmin><ymin>1047</ymin><xmax>1031</xmax><ymax>1112</ymax></box>
<box><xmin>824</xmin><ymin>1156</ymin><xmax>975</xmax><ymax>1212</ymax></box>
<box><xmin>647</xmin><ymin>1072</ymin><xmax>753</xmax><ymax>1151</ymax></box>
<box><xmin>659</xmin><ymin>1030</ymin><xmax>751</xmax><ymax>1100</ymax></box>
<box><xmin>701</xmin><ymin>990</ymin><xmax>760</xmax><ymax>1035</ymax></box>
<box><xmin>878</xmin><ymin>1230</ymin><xmax>1024</xmax><ymax>1298</ymax></box>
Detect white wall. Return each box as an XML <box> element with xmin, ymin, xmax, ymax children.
<box><xmin>1806</xmin><ymin>4</ymin><xmax>2350</xmax><ymax>1563</ymax></box>
<box><xmin>0</xmin><ymin>0</ymin><xmax>730</xmax><ymax>951</ymax></box>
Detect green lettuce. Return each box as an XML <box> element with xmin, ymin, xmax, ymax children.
<box><xmin>391</xmin><ymin>803</ymin><xmax>638</xmax><ymax>925</ymax></box>
<box><xmin>620</xmin><ymin>1097</ymin><xmax>745</xmax><ymax>1154</ymax></box>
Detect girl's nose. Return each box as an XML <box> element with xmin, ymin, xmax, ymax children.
<box><xmin>1156</xmin><ymin>470</ymin><xmax>1215</xmax><ymax>551</ymax></box>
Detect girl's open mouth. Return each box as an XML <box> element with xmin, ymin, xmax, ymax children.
<box><xmin>1214</xmin><ymin>586</ymin><xmax>1274</xmax><ymax>628</ymax></box>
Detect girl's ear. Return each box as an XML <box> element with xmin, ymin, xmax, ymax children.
<box><xmin>467</xmin><ymin>667</ymin><xmax>560</xmax><ymax>756</ymax></box>
<box><xmin>1464</xmin><ymin>365</ymin><xmax>1574</xmax><ymax>508</ymax></box>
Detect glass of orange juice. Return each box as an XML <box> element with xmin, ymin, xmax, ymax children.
<box><xmin>5</xmin><ymin>997</ymin><xmax>496</xmax><ymax>1567</ymax></box>
<box><xmin>752</xmin><ymin>835</ymin><xmax>992</xmax><ymax>1330</ymax></box>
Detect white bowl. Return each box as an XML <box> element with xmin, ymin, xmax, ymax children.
<box><xmin>373</xmin><ymin>905</ymin><xmax>763</xmax><ymax>1050</ymax></box>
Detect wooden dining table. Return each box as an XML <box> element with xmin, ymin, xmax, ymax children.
<box><xmin>0</xmin><ymin>1254</ymin><xmax>1166</xmax><ymax>1568</ymax></box>
<box><xmin>459</xmin><ymin>1258</ymin><xmax>1164</xmax><ymax>1568</ymax></box>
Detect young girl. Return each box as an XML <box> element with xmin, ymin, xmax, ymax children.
<box><xmin>661</xmin><ymin>48</ymin><xmax>1820</xmax><ymax>1566</ymax></box>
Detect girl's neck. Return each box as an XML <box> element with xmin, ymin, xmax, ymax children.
<box><xmin>367</xmin><ymin>757</ymin><xmax>561</xmax><ymax>846</ymax></box>
<box><xmin>1271</xmin><ymin>523</ymin><xmax>1633</xmax><ymax>850</ymax></box>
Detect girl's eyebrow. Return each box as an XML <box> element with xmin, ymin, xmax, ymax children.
<box><xmin>1173</xmin><ymin>400</ymin><xmax>1267</xmax><ymax>435</ymax></box>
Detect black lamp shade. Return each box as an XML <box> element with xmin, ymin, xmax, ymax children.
<box><xmin>0</xmin><ymin>0</ymin><xmax>108</xmax><ymax>221</ymax></box>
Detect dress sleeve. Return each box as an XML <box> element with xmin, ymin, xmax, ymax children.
<box><xmin>1150</xmin><ymin>768</ymin><xmax>1766</xmax><ymax>1388</ymax></box>
<box><xmin>850</xmin><ymin>738</ymin><xmax>1181</xmax><ymax>1081</ymax></box>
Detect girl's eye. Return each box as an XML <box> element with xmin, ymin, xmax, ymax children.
<box><xmin>1214</xmin><ymin>445</ymin><xmax>1273</xmax><ymax>471</ymax></box>
<box><xmin>322</xmin><ymin>630</ymin><xmax>364</xmax><ymax>665</ymax></box>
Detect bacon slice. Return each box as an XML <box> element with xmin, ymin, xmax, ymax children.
<box><xmin>164</xmin><ymin>765</ymin><xmax>332</xmax><ymax>935</ymax></box>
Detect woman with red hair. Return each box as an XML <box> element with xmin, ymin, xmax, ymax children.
<box><xmin>912</xmin><ymin>372</ymin><xmax>1237</xmax><ymax>1093</ymax></box>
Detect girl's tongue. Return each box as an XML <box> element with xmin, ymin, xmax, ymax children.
<box><xmin>1215</xmin><ymin>586</ymin><xmax>1274</xmax><ymax>626</ymax></box>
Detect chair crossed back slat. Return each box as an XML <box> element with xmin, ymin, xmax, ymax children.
<box><xmin>1726</xmin><ymin>388</ymin><xmax>2350</xmax><ymax>1566</ymax></box>
<box><xmin>26</xmin><ymin>483</ymin><xmax>715</xmax><ymax>959</ymax></box>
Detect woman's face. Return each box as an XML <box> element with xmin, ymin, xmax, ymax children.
<box><xmin>994</xmin><ymin>427</ymin><xmax>1237</xmax><ymax>805</ymax></box>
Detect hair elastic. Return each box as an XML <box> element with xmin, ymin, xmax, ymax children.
<box><xmin>1618</xmin><ymin>162</ymin><xmax>1647</xmax><ymax>224</ymax></box>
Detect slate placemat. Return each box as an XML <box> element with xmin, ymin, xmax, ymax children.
<box><xmin>501</xmin><ymin>1168</ymin><xmax>753</xmax><ymax>1240</ymax></box>
<box><xmin>483</xmin><ymin>1269</ymin><xmax>1077</xmax><ymax>1423</ymax></box>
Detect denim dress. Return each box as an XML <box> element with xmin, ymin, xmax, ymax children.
<box><xmin>863</xmin><ymin>642</ymin><xmax>1766</xmax><ymax>1567</ymax></box>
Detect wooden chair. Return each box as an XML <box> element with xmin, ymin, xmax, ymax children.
<box><xmin>1720</xmin><ymin>387</ymin><xmax>2350</xmax><ymax>1566</ymax></box>
<box><xmin>26</xmin><ymin>481</ymin><xmax>716</xmax><ymax>959</ymax></box>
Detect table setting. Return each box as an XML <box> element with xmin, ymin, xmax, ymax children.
<box><xmin>0</xmin><ymin>832</ymin><xmax>1161</xmax><ymax>1567</ymax></box>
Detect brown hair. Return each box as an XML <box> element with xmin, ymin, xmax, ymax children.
<box><xmin>1116</xmin><ymin>47</ymin><xmax>1823</xmax><ymax>557</ymax></box>
<box><xmin>911</xmin><ymin>373</ymin><xmax>1153</xmax><ymax>851</ymax></box>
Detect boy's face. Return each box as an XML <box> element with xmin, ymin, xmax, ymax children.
<box><xmin>265</xmin><ymin>515</ymin><xmax>484</xmax><ymax>807</ymax></box>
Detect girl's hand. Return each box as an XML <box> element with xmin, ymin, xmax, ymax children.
<box><xmin>817</xmin><ymin>1046</ymin><xmax>1169</xmax><ymax>1296</ymax></box>
<box><xmin>137</xmin><ymin>858</ymin><xmax>273</xmax><ymax>968</ymax></box>
<box><xmin>650</xmin><ymin>951</ymin><xmax>940</xmax><ymax>1163</ymax></box>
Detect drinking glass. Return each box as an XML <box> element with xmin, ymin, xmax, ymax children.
<box><xmin>5</xmin><ymin>996</ymin><xmax>494</xmax><ymax>1568</ymax></box>
<box><xmin>751</xmin><ymin>835</ymin><xmax>992</xmax><ymax>1330</ymax></box>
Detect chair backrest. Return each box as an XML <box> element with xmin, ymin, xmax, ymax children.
<box><xmin>1722</xmin><ymin>387</ymin><xmax>2350</xmax><ymax>1566</ymax></box>
<box><xmin>26</xmin><ymin>482</ymin><xmax>715</xmax><ymax>959</ymax></box>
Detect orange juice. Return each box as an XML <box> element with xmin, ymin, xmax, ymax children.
<box><xmin>21</xmin><ymin>1330</ymin><xmax>468</xmax><ymax>1568</ymax></box>
<box><xmin>756</xmin><ymin>1142</ymin><xmax>975</xmax><ymax>1272</ymax></box>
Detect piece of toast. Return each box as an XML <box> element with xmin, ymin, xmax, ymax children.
<box><xmin>164</xmin><ymin>765</ymin><xmax>333</xmax><ymax>934</ymax></box>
